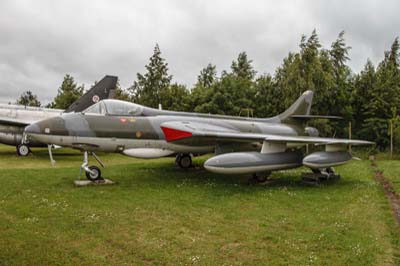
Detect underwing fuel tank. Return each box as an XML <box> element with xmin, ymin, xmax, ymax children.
<box><xmin>302</xmin><ymin>151</ymin><xmax>352</xmax><ymax>169</ymax></box>
<box><xmin>123</xmin><ymin>148</ymin><xmax>174</xmax><ymax>159</ymax></box>
<box><xmin>204</xmin><ymin>151</ymin><xmax>303</xmax><ymax>174</ymax></box>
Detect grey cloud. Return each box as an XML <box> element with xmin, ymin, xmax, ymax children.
<box><xmin>0</xmin><ymin>0</ymin><xmax>398</xmax><ymax>104</ymax></box>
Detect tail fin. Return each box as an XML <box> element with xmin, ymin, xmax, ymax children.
<box><xmin>278</xmin><ymin>90</ymin><xmax>313</xmax><ymax>122</ymax></box>
<box><xmin>65</xmin><ymin>75</ymin><xmax>118</xmax><ymax>113</ymax></box>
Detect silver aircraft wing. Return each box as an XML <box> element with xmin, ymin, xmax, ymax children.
<box><xmin>0</xmin><ymin>117</ymin><xmax>30</xmax><ymax>127</ymax></box>
<box><xmin>160</xmin><ymin>121</ymin><xmax>374</xmax><ymax>146</ymax></box>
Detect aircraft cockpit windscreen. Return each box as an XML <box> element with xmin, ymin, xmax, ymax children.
<box><xmin>101</xmin><ymin>100</ymin><xmax>143</xmax><ymax>116</ymax></box>
<box><xmin>83</xmin><ymin>100</ymin><xmax>143</xmax><ymax>116</ymax></box>
<box><xmin>82</xmin><ymin>101</ymin><xmax>106</xmax><ymax>115</ymax></box>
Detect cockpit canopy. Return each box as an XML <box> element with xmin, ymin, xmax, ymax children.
<box><xmin>83</xmin><ymin>99</ymin><xmax>143</xmax><ymax>116</ymax></box>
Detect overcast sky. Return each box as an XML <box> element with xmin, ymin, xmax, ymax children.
<box><xmin>0</xmin><ymin>0</ymin><xmax>399</xmax><ymax>104</ymax></box>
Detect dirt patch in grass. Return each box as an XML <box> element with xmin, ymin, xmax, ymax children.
<box><xmin>374</xmin><ymin>169</ymin><xmax>400</xmax><ymax>225</ymax></box>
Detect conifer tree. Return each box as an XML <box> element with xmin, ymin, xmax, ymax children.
<box><xmin>130</xmin><ymin>44</ymin><xmax>172</xmax><ymax>108</ymax></box>
<box><xmin>253</xmin><ymin>74</ymin><xmax>283</xmax><ymax>117</ymax></box>
<box><xmin>197</xmin><ymin>63</ymin><xmax>217</xmax><ymax>88</ymax></box>
<box><xmin>324</xmin><ymin>31</ymin><xmax>353</xmax><ymax>136</ymax></box>
<box><xmin>352</xmin><ymin>59</ymin><xmax>376</xmax><ymax>141</ymax></box>
<box><xmin>161</xmin><ymin>83</ymin><xmax>190</xmax><ymax>111</ymax></box>
<box><xmin>51</xmin><ymin>74</ymin><xmax>83</xmax><ymax>109</ymax></box>
<box><xmin>113</xmin><ymin>82</ymin><xmax>130</xmax><ymax>101</ymax></box>
<box><xmin>365</xmin><ymin>38</ymin><xmax>400</xmax><ymax>148</ymax></box>
<box><xmin>16</xmin><ymin>91</ymin><xmax>41</xmax><ymax>107</ymax></box>
<box><xmin>230</xmin><ymin>52</ymin><xmax>256</xmax><ymax>81</ymax></box>
<box><xmin>195</xmin><ymin>52</ymin><xmax>256</xmax><ymax>115</ymax></box>
<box><xmin>189</xmin><ymin>64</ymin><xmax>217</xmax><ymax>112</ymax></box>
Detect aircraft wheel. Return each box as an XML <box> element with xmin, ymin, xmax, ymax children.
<box><xmin>252</xmin><ymin>172</ymin><xmax>271</xmax><ymax>183</ymax></box>
<box><xmin>85</xmin><ymin>165</ymin><xmax>102</xmax><ymax>181</ymax></box>
<box><xmin>175</xmin><ymin>154</ymin><xmax>181</xmax><ymax>165</ymax></box>
<box><xmin>254</xmin><ymin>175</ymin><xmax>267</xmax><ymax>183</ymax></box>
<box><xmin>16</xmin><ymin>144</ymin><xmax>30</xmax><ymax>156</ymax></box>
<box><xmin>178</xmin><ymin>154</ymin><xmax>192</xmax><ymax>169</ymax></box>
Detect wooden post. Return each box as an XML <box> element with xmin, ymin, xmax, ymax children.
<box><xmin>390</xmin><ymin>119</ymin><xmax>393</xmax><ymax>159</ymax></box>
<box><xmin>349</xmin><ymin>121</ymin><xmax>352</xmax><ymax>153</ymax></box>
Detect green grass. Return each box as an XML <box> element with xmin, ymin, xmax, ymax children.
<box><xmin>376</xmin><ymin>160</ymin><xmax>400</xmax><ymax>194</ymax></box>
<box><xmin>0</xmin><ymin>145</ymin><xmax>399</xmax><ymax>265</ymax></box>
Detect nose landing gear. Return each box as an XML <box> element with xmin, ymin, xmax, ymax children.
<box><xmin>17</xmin><ymin>134</ymin><xmax>31</xmax><ymax>156</ymax></box>
<box><xmin>80</xmin><ymin>151</ymin><xmax>105</xmax><ymax>182</ymax></box>
<box><xmin>16</xmin><ymin>144</ymin><xmax>30</xmax><ymax>156</ymax></box>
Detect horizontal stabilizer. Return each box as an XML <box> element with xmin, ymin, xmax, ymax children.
<box><xmin>290</xmin><ymin>115</ymin><xmax>343</xmax><ymax>120</ymax></box>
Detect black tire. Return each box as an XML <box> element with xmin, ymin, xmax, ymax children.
<box><xmin>178</xmin><ymin>154</ymin><xmax>192</xmax><ymax>169</ymax></box>
<box><xmin>175</xmin><ymin>154</ymin><xmax>182</xmax><ymax>165</ymax></box>
<box><xmin>252</xmin><ymin>172</ymin><xmax>271</xmax><ymax>183</ymax></box>
<box><xmin>255</xmin><ymin>175</ymin><xmax>267</xmax><ymax>183</ymax></box>
<box><xmin>16</xmin><ymin>144</ymin><xmax>30</xmax><ymax>156</ymax></box>
<box><xmin>85</xmin><ymin>165</ymin><xmax>102</xmax><ymax>181</ymax></box>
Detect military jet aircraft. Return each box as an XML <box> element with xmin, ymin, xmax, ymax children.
<box><xmin>24</xmin><ymin>90</ymin><xmax>373</xmax><ymax>181</ymax></box>
<box><xmin>0</xmin><ymin>75</ymin><xmax>117</xmax><ymax>156</ymax></box>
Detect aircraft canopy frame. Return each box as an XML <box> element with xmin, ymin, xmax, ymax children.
<box><xmin>83</xmin><ymin>99</ymin><xmax>143</xmax><ymax>116</ymax></box>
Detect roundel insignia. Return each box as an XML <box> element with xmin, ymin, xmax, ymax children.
<box><xmin>120</xmin><ymin>118</ymin><xmax>128</xmax><ymax>123</ymax></box>
<box><xmin>136</xmin><ymin>131</ymin><xmax>142</xmax><ymax>138</ymax></box>
<box><xmin>92</xmin><ymin>95</ymin><xmax>100</xmax><ymax>103</ymax></box>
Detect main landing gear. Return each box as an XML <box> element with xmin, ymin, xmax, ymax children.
<box><xmin>176</xmin><ymin>153</ymin><xmax>193</xmax><ymax>169</ymax></box>
<box><xmin>251</xmin><ymin>171</ymin><xmax>272</xmax><ymax>184</ymax></box>
<box><xmin>79</xmin><ymin>151</ymin><xmax>105</xmax><ymax>182</ymax></box>
<box><xmin>16</xmin><ymin>144</ymin><xmax>30</xmax><ymax>156</ymax></box>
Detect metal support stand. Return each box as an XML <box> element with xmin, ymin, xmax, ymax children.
<box><xmin>302</xmin><ymin>167</ymin><xmax>340</xmax><ymax>185</ymax></box>
<box><xmin>48</xmin><ymin>145</ymin><xmax>56</xmax><ymax>166</ymax></box>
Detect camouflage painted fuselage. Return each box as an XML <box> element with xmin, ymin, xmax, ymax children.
<box><xmin>26</xmin><ymin>112</ymin><xmax>303</xmax><ymax>155</ymax></box>
<box><xmin>0</xmin><ymin>75</ymin><xmax>117</xmax><ymax>148</ymax></box>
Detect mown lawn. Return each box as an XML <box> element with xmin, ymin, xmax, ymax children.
<box><xmin>0</xmin><ymin>145</ymin><xmax>399</xmax><ymax>265</ymax></box>
<box><xmin>376</xmin><ymin>160</ymin><xmax>400</xmax><ymax>195</ymax></box>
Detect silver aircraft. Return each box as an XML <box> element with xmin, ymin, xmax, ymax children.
<box><xmin>0</xmin><ymin>75</ymin><xmax>117</xmax><ymax>155</ymax></box>
<box><xmin>24</xmin><ymin>90</ymin><xmax>374</xmax><ymax>181</ymax></box>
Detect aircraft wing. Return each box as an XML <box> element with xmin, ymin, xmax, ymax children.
<box><xmin>160</xmin><ymin>121</ymin><xmax>374</xmax><ymax>146</ymax></box>
<box><xmin>0</xmin><ymin>117</ymin><xmax>30</xmax><ymax>127</ymax></box>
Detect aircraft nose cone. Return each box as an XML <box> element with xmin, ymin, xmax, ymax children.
<box><xmin>24</xmin><ymin>123</ymin><xmax>41</xmax><ymax>134</ymax></box>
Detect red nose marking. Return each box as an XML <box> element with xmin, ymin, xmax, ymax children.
<box><xmin>120</xmin><ymin>118</ymin><xmax>128</xmax><ymax>123</ymax></box>
<box><xmin>161</xmin><ymin>126</ymin><xmax>192</xmax><ymax>142</ymax></box>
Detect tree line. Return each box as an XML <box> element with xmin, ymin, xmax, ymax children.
<box><xmin>16</xmin><ymin>30</ymin><xmax>400</xmax><ymax>150</ymax></box>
